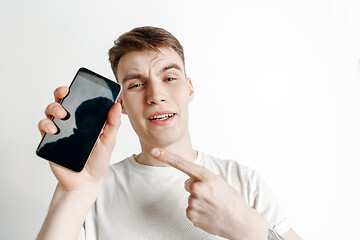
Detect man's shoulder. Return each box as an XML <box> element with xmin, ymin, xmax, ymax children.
<box><xmin>99</xmin><ymin>156</ymin><xmax>135</xmax><ymax>190</ymax></box>
<box><xmin>200</xmin><ymin>151</ymin><xmax>258</xmax><ymax>181</ymax></box>
<box><xmin>110</xmin><ymin>155</ymin><xmax>133</xmax><ymax>166</ymax></box>
<box><xmin>106</xmin><ymin>155</ymin><xmax>134</xmax><ymax>176</ymax></box>
<box><xmin>200</xmin><ymin>152</ymin><xmax>269</xmax><ymax>205</ymax></box>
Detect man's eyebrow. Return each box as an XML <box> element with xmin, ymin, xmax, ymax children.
<box><xmin>122</xmin><ymin>73</ymin><xmax>141</xmax><ymax>84</ymax></box>
<box><xmin>122</xmin><ymin>63</ymin><xmax>183</xmax><ymax>83</ymax></box>
<box><xmin>159</xmin><ymin>63</ymin><xmax>183</xmax><ymax>74</ymax></box>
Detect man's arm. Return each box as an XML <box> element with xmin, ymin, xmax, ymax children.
<box><xmin>37</xmin><ymin>184</ymin><xmax>100</xmax><ymax>239</ymax></box>
<box><xmin>37</xmin><ymin>87</ymin><xmax>121</xmax><ymax>240</ymax></box>
<box><xmin>151</xmin><ymin>148</ymin><xmax>302</xmax><ymax>240</ymax></box>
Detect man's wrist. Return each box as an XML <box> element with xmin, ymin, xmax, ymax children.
<box><xmin>226</xmin><ymin>207</ymin><xmax>271</xmax><ymax>240</ymax></box>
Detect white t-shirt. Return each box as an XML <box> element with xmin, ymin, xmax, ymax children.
<box><xmin>79</xmin><ymin>151</ymin><xmax>291</xmax><ymax>239</ymax></box>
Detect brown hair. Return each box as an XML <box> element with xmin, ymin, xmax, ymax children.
<box><xmin>108</xmin><ymin>26</ymin><xmax>185</xmax><ymax>82</ymax></box>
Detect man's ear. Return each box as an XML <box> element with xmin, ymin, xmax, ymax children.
<box><xmin>118</xmin><ymin>97</ymin><xmax>127</xmax><ymax>115</ymax></box>
<box><xmin>187</xmin><ymin>77</ymin><xmax>195</xmax><ymax>101</ymax></box>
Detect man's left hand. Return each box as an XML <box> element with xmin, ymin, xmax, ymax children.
<box><xmin>151</xmin><ymin>148</ymin><xmax>270</xmax><ymax>240</ymax></box>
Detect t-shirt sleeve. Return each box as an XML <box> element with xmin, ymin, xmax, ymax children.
<box><xmin>244</xmin><ymin>168</ymin><xmax>292</xmax><ymax>235</ymax></box>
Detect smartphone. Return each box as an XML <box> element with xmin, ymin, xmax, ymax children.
<box><xmin>36</xmin><ymin>67</ymin><xmax>121</xmax><ymax>172</ymax></box>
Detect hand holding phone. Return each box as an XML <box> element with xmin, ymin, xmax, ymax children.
<box><xmin>37</xmin><ymin>68</ymin><xmax>122</xmax><ymax>191</ymax></box>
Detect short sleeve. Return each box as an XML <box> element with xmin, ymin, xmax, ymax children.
<box><xmin>245</xmin><ymin>169</ymin><xmax>292</xmax><ymax>235</ymax></box>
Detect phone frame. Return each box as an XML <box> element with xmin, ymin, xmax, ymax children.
<box><xmin>36</xmin><ymin>67</ymin><xmax>121</xmax><ymax>172</ymax></box>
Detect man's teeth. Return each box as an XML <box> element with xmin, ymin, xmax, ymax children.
<box><xmin>150</xmin><ymin>113</ymin><xmax>174</xmax><ymax>120</ymax></box>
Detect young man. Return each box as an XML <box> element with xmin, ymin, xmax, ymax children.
<box><xmin>37</xmin><ymin>27</ymin><xmax>301</xmax><ymax>240</ymax></box>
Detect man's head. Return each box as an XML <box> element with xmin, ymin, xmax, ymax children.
<box><xmin>109</xmin><ymin>26</ymin><xmax>185</xmax><ymax>82</ymax></box>
<box><xmin>108</xmin><ymin>27</ymin><xmax>194</xmax><ymax>148</ymax></box>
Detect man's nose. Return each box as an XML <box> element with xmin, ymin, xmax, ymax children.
<box><xmin>146</xmin><ymin>81</ymin><xmax>167</xmax><ymax>105</ymax></box>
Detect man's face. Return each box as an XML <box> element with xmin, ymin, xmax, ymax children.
<box><xmin>116</xmin><ymin>47</ymin><xmax>194</xmax><ymax>147</ymax></box>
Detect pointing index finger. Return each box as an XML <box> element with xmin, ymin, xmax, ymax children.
<box><xmin>151</xmin><ymin>148</ymin><xmax>209</xmax><ymax>180</ymax></box>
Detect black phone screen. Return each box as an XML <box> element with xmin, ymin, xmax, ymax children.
<box><xmin>36</xmin><ymin>68</ymin><xmax>121</xmax><ymax>172</ymax></box>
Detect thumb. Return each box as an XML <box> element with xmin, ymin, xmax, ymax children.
<box><xmin>99</xmin><ymin>102</ymin><xmax>121</xmax><ymax>149</ymax></box>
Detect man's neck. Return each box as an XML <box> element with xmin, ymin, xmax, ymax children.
<box><xmin>135</xmin><ymin>136</ymin><xmax>197</xmax><ymax>167</ymax></box>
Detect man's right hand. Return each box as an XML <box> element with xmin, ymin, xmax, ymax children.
<box><xmin>37</xmin><ymin>86</ymin><xmax>122</xmax><ymax>192</ymax></box>
<box><xmin>37</xmin><ymin>86</ymin><xmax>121</xmax><ymax>240</ymax></box>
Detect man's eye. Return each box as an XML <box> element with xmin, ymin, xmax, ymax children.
<box><xmin>129</xmin><ymin>83</ymin><xmax>144</xmax><ymax>89</ymax></box>
<box><xmin>165</xmin><ymin>77</ymin><xmax>176</xmax><ymax>82</ymax></box>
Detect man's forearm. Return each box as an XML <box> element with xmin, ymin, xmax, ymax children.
<box><xmin>37</xmin><ymin>183</ymin><xmax>100</xmax><ymax>240</ymax></box>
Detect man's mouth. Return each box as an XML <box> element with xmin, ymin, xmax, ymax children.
<box><xmin>148</xmin><ymin>113</ymin><xmax>175</xmax><ymax>121</ymax></box>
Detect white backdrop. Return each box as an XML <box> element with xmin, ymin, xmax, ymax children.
<box><xmin>1</xmin><ymin>0</ymin><xmax>359</xmax><ymax>239</ymax></box>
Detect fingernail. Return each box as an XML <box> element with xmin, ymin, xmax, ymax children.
<box><xmin>55</xmin><ymin>107</ymin><xmax>63</xmax><ymax>116</ymax></box>
<box><xmin>47</xmin><ymin>124</ymin><xmax>56</xmax><ymax>133</ymax></box>
<box><xmin>151</xmin><ymin>148</ymin><xmax>160</xmax><ymax>157</ymax></box>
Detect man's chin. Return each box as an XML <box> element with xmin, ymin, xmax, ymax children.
<box><xmin>142</xmin><ymin>133</ymin><xmax>180</xmax><ymax>148</ymax></box>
